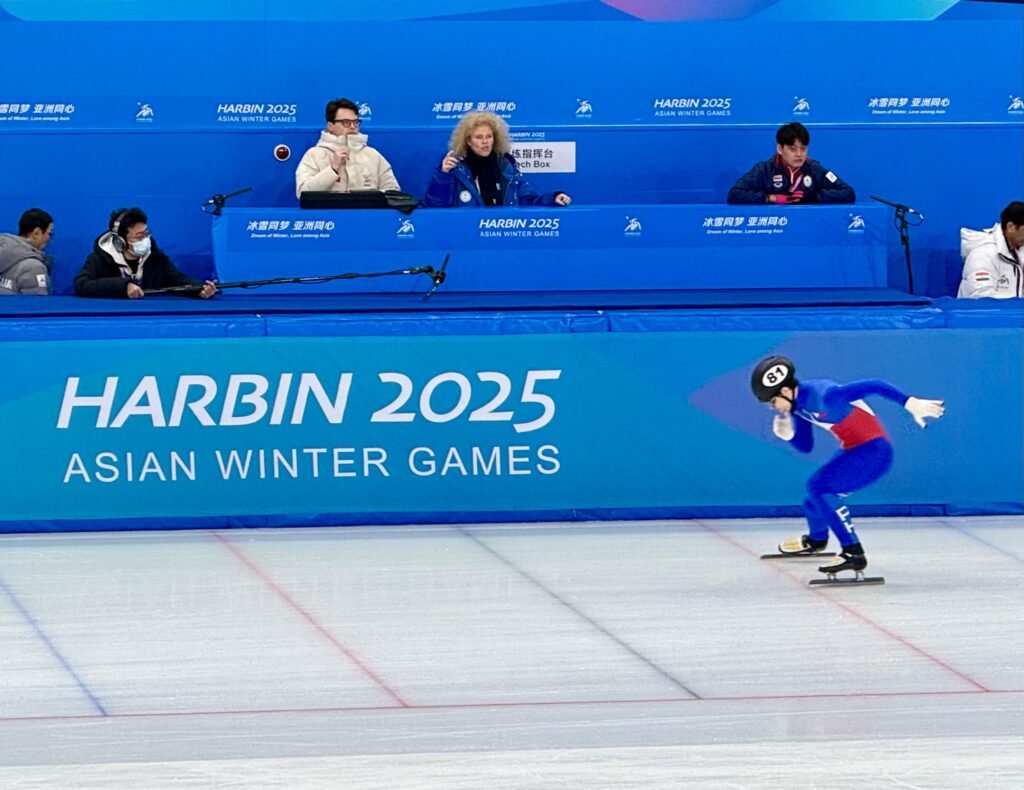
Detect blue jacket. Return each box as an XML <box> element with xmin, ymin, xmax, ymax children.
<box><xmin>423</xmin><ymin>153</ymin><xmax>557</xmax><ymax>207</ymax></box>
<box><xmin>728</xmin><ymin>156</ymin><xmax>855</xmax><ymax>205</ymax></box>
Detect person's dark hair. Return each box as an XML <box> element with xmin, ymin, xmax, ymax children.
<box><xmin>1000</xmin><ymin>201</ymin><xmax>1024</xmax><ymax>229</ymax></box>
<box><xmin>18</xmin><ymin>208</ymin><xmax>53</xmax><ymax>236</ymax></box>
<box><xmin>325</xmin><ymin>98</ymin><xmax>359</xmax><ymax>123</ymax></box>
<box><xmin>109</xmin><ymin>207</ymin><xmax>147</xmax><ymax>238</ymax></box>
<box><xmin>776</xmin><ymin>122</ymin><xmax>810</xmax><ymax>147</ymax></box>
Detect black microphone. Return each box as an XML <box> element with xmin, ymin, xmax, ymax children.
<box><xmin>423</xmin><ymin>253</ymin><xmax>450</xmax><ymax>301</ymax></box>
<box><xmin>870</xmin><ymin>195</ymin><xmax>925</xmax><ymax>220</ymax></box>
<box><xmin>204</xmin><ymin>186</ymin><xmax>254</xmax><ymax>216</ymax></box>
<box><xmin>432</xmin><ymin>253</ymin><xmax>450</xmax><ymax>287</ymax></box>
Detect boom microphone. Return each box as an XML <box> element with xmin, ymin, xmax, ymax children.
<box><xmin>870</xmin><ymin>195</ymin><xmax>924</xmax><ymax>220</ymax></box>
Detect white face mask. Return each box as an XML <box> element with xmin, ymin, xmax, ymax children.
<box><xmin>130</xmin><ymin>237</ymin><xmax>151</xmax><ymax>257</ymax></box>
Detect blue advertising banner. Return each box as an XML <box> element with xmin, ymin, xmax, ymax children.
<box><xmin>0</xmin><ymin>3</ymin><xmax>1019</xmax><ymax>300</ymax></box>
<box><xmin>0</xmin><ymin>18</ymin><xmax>1020</xmax><ymax>130</ymax></box>
<box><xmin>2</xmin><ymin>327</ymin><xmax>1021</xmax><ymax>528</ymax></box>
<box><xmin>212</xmin><ymin>205</ymin><xmax>889</xmax><ymax>293</ymax></box>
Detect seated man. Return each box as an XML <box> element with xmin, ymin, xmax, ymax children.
<box><xmin>728</xmin><ymin>122</ymin><xmax>855</xmax><ymax>205</ymax></box>
<box><xmin>295</xmin><ymin>98</ymin><xmax>400</xmax><ymax>198</ymax></box>
<box><xmin>958</xmin><ymin>200</ymin><xmax>1023</xmax><ymax>299</ymax></box>
<box><xmin>74</xmin><ymin>207</ymin><xmax>217</xmax><ymax>299</ymax></box>
<box><xmin>0</xmin><ymin>208</ymin><xmax>53</xmax><ymax>295</ymax></box>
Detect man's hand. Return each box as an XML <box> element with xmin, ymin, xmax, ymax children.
<box><xmin>330</xmin><ymin>147</ymin><xmax>350</xmax><ymax>172</ymax></box>
<box><xmin>904</xmin><ymin>397</ymin><xmax>945</xmax><ymax>428</ymax></box>
<box><xmin>198</xmin><ymin>280</ymin><xmax>218</xmax><ymax>299</ymax></box>
<box><xmin>554</xmin><ymin>192</ymin><xmax>572</xmax><ymax>206</ymax></box>
<box><xmin>772</xmin><ymin>412</ymin><xmax>796</xmax><ymax>441</ymax></box>
<box><xmin>126</xmin><ymin>283</ymin><xmax>144</xmax><ymax>299</ymax></box>
<box><xmin>769</xmin><ymin>191</ymin><xmax>804</xmax><ymax>205</ymax></box>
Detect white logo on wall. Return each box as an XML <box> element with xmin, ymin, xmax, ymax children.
<box><xmin>624</xmin><ymin>217</ymin><xmax>643</xmax><ymax>235</ymax></box>
<box><xmin>216</xmin><ymin>102</ymin><xmax>298</xmax><ymax>125</ymax></box>
<box><xmin>0</xmin><ymin>102</ymin><xmax>75</xmax><ymax>124</ymax></box>
<box><xmin>848</xmin><ymin>214</ymin><xmax>866</xmax><ymax>231</ymax></box>
<box><xmin>358</xmin><ymin>102</ymin><xmax>373</xmax><ymax>120</ymax></box>
<box><xmin>396</xmin><ymin>219</ymin><xmax>415</xmax><ymax>237</ymax></box>
<box><xmin>868</xmin><ymin>97</ymin><xmax>950</xmax><ymax>117</ymax></box>
<box><xmin>704</xmin><ymin>215</ymin><xmax>788</xmax><ymax>235</ymax></box>
<box><xmin>432</xmin><ymin>100</ymin><xmax>516</xmax><ymax>121</ymax></box>
<box><xmin>575</xmin><ymin>99</ymin><xmax>593</xmax><ymax>118</ymax></box>
<box><xmin>136</xmin><ymin>103</ymin><xmax>154</xmax><ymax>122</ymax></box>
<box><xmin>246</xmin><ymin>219</ymin><xmax>335</xmax><ymax>238</ymax></box>
<box><xmin>1009</xmin><ymin>95</ymin><xmax>1024</xmax><ymax>114</ymax></box>
<box><xmin>653</xmin><ymin>97</ymin><xmax>731</xmax><ymax>119</ymax></box>
<box><xmin>792</xmin><ymin>97</ymin><xmax>810</xmax><ymax>115</ymax></box>
<box><xmin>509</xmin><ymin>141</ymin><xmax>576</xmax><ymax>173</ymax></box>
<box><xmin>479</xmin><ymin>216</ymin><xmax>560</xmax><ymax>239</ymax></box>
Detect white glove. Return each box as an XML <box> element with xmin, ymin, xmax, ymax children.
<box><xmin>772</xmin><ymin>412</ymin><xmax>796</xmax><ymax>441</ymax></box>
<box><xmin>905</xmin><ymin>397</ymin><xmax>945</xmax><ymax>428</ymax></box>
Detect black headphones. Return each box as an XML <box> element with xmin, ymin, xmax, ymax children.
<box><xmin>109</xmin><ymin>210</ymin><xmax>128</xmax><ymax>252</ymax></box>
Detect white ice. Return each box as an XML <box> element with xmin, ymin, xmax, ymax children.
<box><xmin>1</xmin><ymin>516</ymin><xmax>1022</xmax><ymax>788</ymax></box>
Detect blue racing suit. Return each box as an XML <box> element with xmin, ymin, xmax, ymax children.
<box><xmin>782</xmin><ymin>378</ymin><xmax>908</xmax><ymax>548</ymax></box>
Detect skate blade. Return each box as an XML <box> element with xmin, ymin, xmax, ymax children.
<box><xmin>809</xmin><ymin>575</ymin><xmax>885</xmax><ymax>586</ymax></box>
<box><xmin>761</xmin><ymin>551</ymin><xmax>837</xmax><ymax>559</ymax></box>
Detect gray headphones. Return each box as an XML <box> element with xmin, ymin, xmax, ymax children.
<box><xmin>109</xmin><ymin>210</ymin><xmax>129</xmax><ymax>252</ymax></box>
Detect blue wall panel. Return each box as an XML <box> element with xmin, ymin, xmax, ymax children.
<box><xmin>0</xmin><ymin>321</ymin><xmax>1020</xmax><ymax>531</ymax></box>
<box><xmin>1</xmin><ymin>7</ymin><xmax>1021</xmax><ymax>297</ymax></box>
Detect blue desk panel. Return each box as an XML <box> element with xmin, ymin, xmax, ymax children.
<box><xmin>212</xmin><ymin>204</ymin><xmax>889</xmax><ymax>294</ymax></box>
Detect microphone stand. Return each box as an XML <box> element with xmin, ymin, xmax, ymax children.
<box><xmin>202</xmin><ymin>186</ymin><xmax>254</xmax><ymax>217</ymax></box>
<box><xmin>144</xmin><ymin>254</ymin><xmax>451</xmax><ymax>300</ymax></box>
<box><xmin>870</xmin><ymin>194</ymin><xmax>924</xmax><ymax>294</ymax></box>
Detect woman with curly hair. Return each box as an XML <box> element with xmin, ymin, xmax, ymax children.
<box><xmin>423</xmin><ymin>111</ymin><xmax>572</xmax><ymax>208</ymax></box>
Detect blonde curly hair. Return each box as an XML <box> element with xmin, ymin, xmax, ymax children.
<box><xmin>448</xmin><ymin>111</ymin><xmax>511</xmax><ymax>158</ymax></box>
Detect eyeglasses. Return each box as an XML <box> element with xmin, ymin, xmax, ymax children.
<box><xmin>126</xmin><ymin>229</ymin><xmax>151</xmax><ymax>241</ymax></box>
<box><xmin>331</xmin><ymin>118</ymin><xmax>360</xmax><ymax>128</ymax></box>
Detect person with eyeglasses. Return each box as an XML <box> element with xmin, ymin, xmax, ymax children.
<box><xmin>295</xmin><ymin>97</ymin><xmax>400</xmax><ymax>198</ymax></box>
<box><xmin>74</xmin><ymin>207</ymin><xmax>217</xmax><ymax>299</ymax></box>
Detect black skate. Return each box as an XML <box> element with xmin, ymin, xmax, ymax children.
<box><xmin>760</xmin><ymin>534</ymin><xmax>835</xmax><ymax>560</ymax></box>
<box><xmin>810</xmin><ymin>546</ymin><xmax>884</xmax><ymax>586</ymax></box>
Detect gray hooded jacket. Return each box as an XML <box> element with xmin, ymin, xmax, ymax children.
<box><xmin>0</xmin><ymin>233</ymin><xmax>51</xmax><ymax>295</ymax></box>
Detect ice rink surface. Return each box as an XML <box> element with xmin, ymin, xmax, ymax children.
<box><xmin>1</xmin><ymin>516</ymin><xmax>1022</xmax><ymax>788</ymax></box>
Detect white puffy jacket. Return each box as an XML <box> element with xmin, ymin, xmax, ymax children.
<box><xmin>294</xmin><ymin>131</ymin><xmax>400</xmax><ymax>198</ymax></box>
<box><xmin>958</xmin><ymin>223</ymin><xmax>1022</xmax><ymax>299</ymax></box>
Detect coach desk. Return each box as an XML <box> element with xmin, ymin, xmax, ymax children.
<box><xmin>212</xmin><ymin>204</ymin><xmax>888</xmax><ymax>294</ymax></box>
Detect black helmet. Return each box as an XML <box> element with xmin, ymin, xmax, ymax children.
<box><xmin>751</xmin><ymin>355</ymin><xmax>797</xmax><ymax>402</ymax></box>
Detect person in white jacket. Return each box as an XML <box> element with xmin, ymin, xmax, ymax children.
<box><xmin>294</xmin><ymin>98</ymin><xmax>400</xmax><ymax>198</ymax></box>
<box><xmin>958</xmin><ymin>201</ymin><xmax>1023</xmax><ymax>299</ymax></box>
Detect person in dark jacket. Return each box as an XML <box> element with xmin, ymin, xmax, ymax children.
<box><xmin>423</xmin><ymin>110</ymin><xmax>572</xmax><ymax>208</ymax></box>
<box><xmin>74</xmin><ymin>207</ymin><xmax>216</xmax><ymax>299</ymax></box>
<box><xmin>728</xmin><ymin>122</ymin><xmax>855</xmax><ymax>205</ymax></box>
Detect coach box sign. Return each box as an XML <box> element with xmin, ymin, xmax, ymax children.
<box><xmin>508</xmin><ymin>141</ymin><xmax>576</xmax><ymax>173</ymax></box>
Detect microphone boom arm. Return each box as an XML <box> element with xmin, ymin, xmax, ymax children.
<box><xmin>144</xmin><ymin>255</ymin><xmax>451</xmax><ymax>298</ymax></box>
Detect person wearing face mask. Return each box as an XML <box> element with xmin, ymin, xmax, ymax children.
<box><xmin>423</xmin><ymin>110</ymin><xmax>572</xmax><ymax>208</ymax></box>
<box><xmin>294</xmin><ymin>98</ymin><xmax>401</xmax><ymax>198</ymax></box>
<box><xmin>728</xmin><ymin>122</ymin><xmax>855</xmax><ymax>205</ymax></box>
<box><xmin>74</xmin><ymin>207</ymin><xmax>217</xmax><ymax>299</ymax></box>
